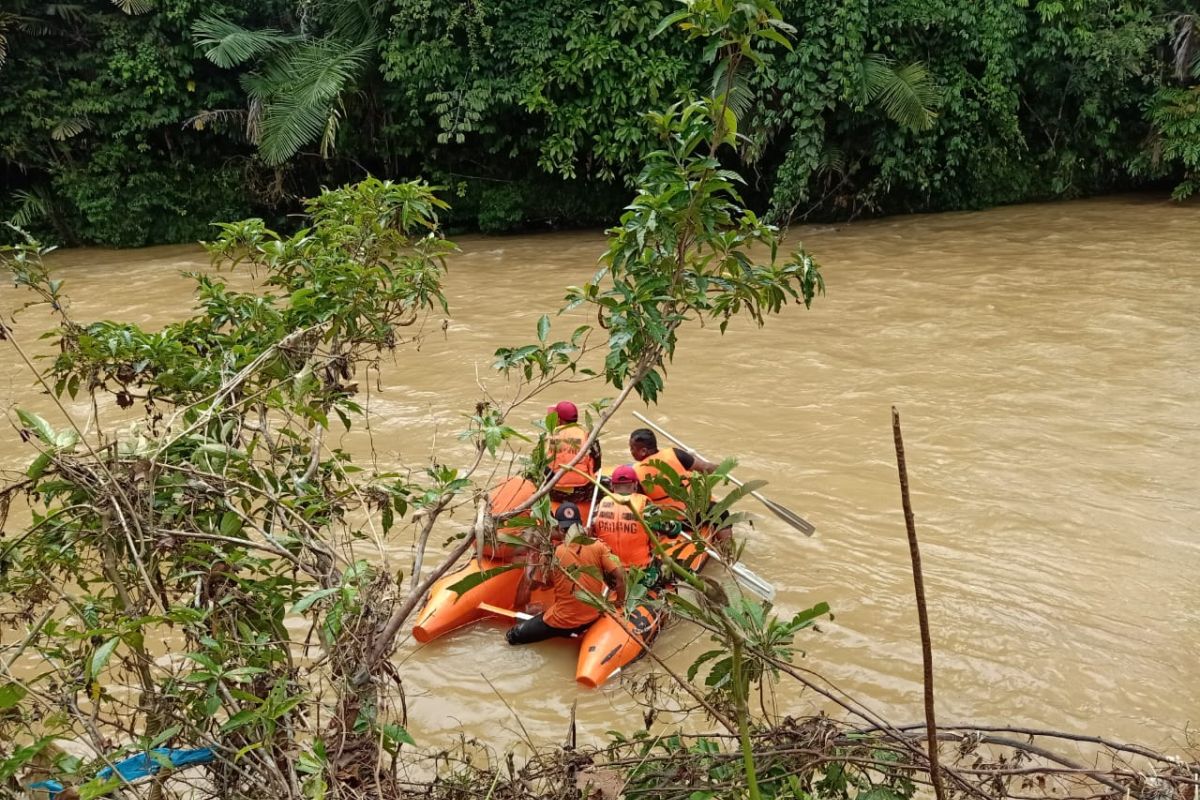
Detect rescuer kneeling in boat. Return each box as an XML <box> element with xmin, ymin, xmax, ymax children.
<box><xmin>589</xmin><ymin>465</ymin><xmax>680</xmax><ymax>586</ymax></box>
<box><xmin>544</xmin><ymin>401</ymin><xmax>602</xmax><ymax>506</ymax></box>
<box><xmin>628</xmin><ymin>428</ymin><xmax>732</xmax><ymax>544</ymax></box>
<box><xmin>506</xmin><ymin>502</ymin><xmax>627</xmax><ymax>645</ymax></box>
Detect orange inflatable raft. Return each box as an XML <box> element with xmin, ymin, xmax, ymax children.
<box><xmin>411</xmin><ymin>476</ymin><xmax>713</xmax><ymax>687</ymax></box>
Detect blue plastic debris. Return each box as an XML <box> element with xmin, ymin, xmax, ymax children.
<box><xmin>27</xmin><ymin>747</ymin><xmax>215</xmax><ymax>799</ymax></box>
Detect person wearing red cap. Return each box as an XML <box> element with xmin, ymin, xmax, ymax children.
<box><xmin>543</xmin><ymin>401</ymin><xmax>602</xmax><ymax>504</ymax></box>
<box><xmin>507</xmin><ymin>501</ymin><xmax>627</xmax><ymax>645</ymax></box>
<box><xmin>589</xmin><ymin>465</ymin><xmax>656</xmax><ymax>569</ymax></box>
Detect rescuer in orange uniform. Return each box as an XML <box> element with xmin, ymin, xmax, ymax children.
<box><xmin>544</xmin><ymin>401</ymin><xmax>602</xmax><ymax>505</ymax></box>
<box><xmin>506</xmin><ymin>502</ymin><xmax>627</xmax><ymax>645</ymax></box>
<box><xmin>628</xmin><ymin>428</ymin><xmax>732</xmax><ymax>544</ymax></box>
<box><xmin>589</xmin><ymin>465</ymin><xmax>655</xmax><ymax>568</ymax></box>
<box><xmin>628</xmin><ymin>428</ymin><xmax>718</xmax><ymax>510</ymax></box>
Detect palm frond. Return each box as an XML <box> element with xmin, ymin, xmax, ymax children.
<box><xmin>50</xmin><ymin>118</ymin><xmax>90</xmax><ymax>140</ymax></box>
<box><xmin>193</xmin><ymin>16</ymin><xmax>299</xmax><ymax>69</ymax></box>
<box><xmin>1169</xmin><ymin>13</ymin><xmax>1197</xmax><ymax>82</ymax></box>
<box><xmin>859</xmin><ymin>54</ymin><xmax>941</xmax><ymax>132</ymax></box>
<box><xmin>856</xmin><ymin>54</ymin><xmax>892</xmax><ymax>105</ymax></box>
<box><xmin>111</xmin><ymin>0</ymin><xmax>153</xmax><ymax>16</ymax></box>
<box><xmin>325</xmin><ymin>0</ymin><xmax>379</xmax><ymax>43</ymax></box>
<box><xmin>0</xmin><ymin>12</ymin><xmax>26</xmax><ymax>68</ymax></box>
<box><xmin>817</xmin><ymin>143</ymin><xmax>845</xmax><ymax>178</ymax></box>
<box><xmin>246</xmin><ymin>96</ymin><xmax>263</xmax><ymax>144</ymax></box>
<box><xmin>255</xmin><ymin>39</ymin><xmax>372</xmax><ymax>164</ymax></box>
<box><xmin>9</xmin><ymin>188</ymin><xmax>49</xmax><ymax>229</ymax></box>
<box><xmin>320</xmin><ymin>102</ymin><xmax>342</xmax><ymax>159</ymax></box>
<box><xmin>184</xmin><ymin>108</ymin><xmax>253</xmax><ymax>141</ymax></box>
<box><xmin>712</xmin><ymin>58</ymin><xmax>756</xmax><ymax>122</ymax></box>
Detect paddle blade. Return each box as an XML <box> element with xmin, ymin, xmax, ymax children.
<box><xmin>761</xmin><ymin>496</ymin><xmax>816</xmax><ymax>536</ymax></box>
<box><xmin>731</xmin><ymin>562</ymin><xmax>776</xmax><ymax>602</ymax></box>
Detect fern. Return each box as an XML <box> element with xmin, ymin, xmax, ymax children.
<box><xmin>817</xmin><ymin>143</ymin><xmax>845</xmax><ymax>178</ymax></box>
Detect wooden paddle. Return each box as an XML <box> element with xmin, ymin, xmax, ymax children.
<box><xmin>632</xmin><ymin>412</ymin><xmax>816</xmax><ymax>537</ymax></box>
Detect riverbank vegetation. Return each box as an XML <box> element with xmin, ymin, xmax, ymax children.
<box><xmin>1</xmin><ymin>1</ymin><xmax>1198</xmax><ymax>245</ymax></box>
<box><xmin>2</xmin><ymin>3</ymin><xmax>1197</xmax><ymax>799</ymax></box>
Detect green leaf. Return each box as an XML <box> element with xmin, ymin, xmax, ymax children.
<box><xmin>16</xmin><ymin>409</ymin><xmax>56</xmax><ymax>446</ymax></box>
<box><xmin>221</xmin><ymin>708</ymin><xmax>259</xmax><ymax>732</ymax></box>
<box><xmin>536</xmin><ymin>313</ymin><xmax>550</xmax><ymax>342</ymax></box>
<box><xmin>446</xmin><ymin>563</ymin><xmax>521</xmax><ymax>596</ymax></box>
<box><xmin>219</xmin><ymin>511</ymin><xmax>243</xmax><ymax>536</ymax></box>
<box><xmin>0</xmin><ymin>682</ymin><xmax>28</xmax><ymax>710</ymax></box>
<box><xmin>192</xmin><ymin>16</ymin><xmax>299</xmax><ymax>69</ymax></box>
<box><xmin>0</xmin><ymin>736</ymin><xmax>59</xmax><ymax>782</ymax></box>
<box><xmin>89</xmin><ymin>637</ymin><xmax>119</xmax><ymax>680</ymax></box>
<box><xmin>788</xmin><ymin>601</ymin><xmax>831</xmax><ymax>628</ymax></box>
<box><xmin>146</xmin><ymin>724</ymin><xmax>182</xmax><ymax>749</ymax></box>
<box><xmin>686</xmin><ymin>649</ymin><xmax>724</xmax><ymax>682</ymax></box>
<box><xmin>754</xmin><ymin>26</ymin><xmax>793</xmax><ymax>50</ymax></box>
<box><xmin>651</xmin><ymin>8</ymin><xmax>690</xmax><ymax>38</ymax></box>
<box><xmin>291</xmin><ymin>586</ymin><xmax>340</xmax><ymax>614</ymax></box>
<box><xmin>224</xmin><ymin>666</ymin><xmax>268</xmax><ymax>682</ymax></box>
<box><xmin>381</xmin><ymin>723</ymin><xmax>414</xmax><ymax>748</ymax></box>
<box><xmin>184</xmin><ymin>652</ymin><xmax>220</xmax><ymax>672</ymax></box>
<box><xmin>859</xmin><ymin>789</ymin><xmax>905</xmax><ymax>800</ymax></box>
<box><xmin>235</xmin><ymin>741</ymin><xmax>264</xmax><ymax>761</ymax></box>
<box><xmin>26</xmin><ymin>452</ymin><xmax>51</xmax><ymax>479</ymax></box>
<box><xmin>53</xmin><ymin>428</ymin><xmax>79</xmax><ymax>448</ymax></box>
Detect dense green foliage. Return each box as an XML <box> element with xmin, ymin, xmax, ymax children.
<box><xmin>0</xmin><ymin>1</ymin><xmax>288</xmax><ymax>246</ymax></box>
<box><xmin>1</xmin><ymin>2</ymin><xmax>1196</xmax><ymax>246</ymax></box>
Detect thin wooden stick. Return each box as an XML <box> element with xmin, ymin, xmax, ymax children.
<box><xmin>892</xmin><ymin>406</ymin><xmax>946</xmax><ymax>800</ymax></box>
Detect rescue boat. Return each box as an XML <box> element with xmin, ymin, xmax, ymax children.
<box><xmin>410</xmin><ymin>473</ymin><xmax>714</xmax><ymax>686</ymax></box>
<box><xmin>412</xmin><ymin>474</ymin><xmax>586</xmax><ymax>643</ymax></box>
<box><xmin>574</xmin><ymin>529</ymin><xmax>712</xmax><ymax>686</ymax></box>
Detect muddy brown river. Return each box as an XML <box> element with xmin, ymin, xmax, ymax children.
<box><xmin>2</xmin><ymin>195</ymin><xmax>1197</xmax><ymax>753</ymax></box>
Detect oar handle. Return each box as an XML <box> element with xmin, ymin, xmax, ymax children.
<box><xmin>479</xmin><ymin>602</ymin><xmax>532</xmax><ymax>621</ymax></box>
<box><xmin>584</xmin><ymin>476</ymin><xmax>602</xmax><ymax>528</ymax></box>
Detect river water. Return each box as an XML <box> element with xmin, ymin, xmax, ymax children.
<box><xmin>2</xmin><ymin>195</ymin><xmax>1197</xmax><ymax>753</ymax></box>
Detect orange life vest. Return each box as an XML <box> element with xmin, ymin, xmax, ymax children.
<box><xmin>543</xmin><ymin>539</ymin><xmax>616</xmax><ymax>629</ymax></box>
<box><xmin>590</xmin><ymin>493</ymin><xmax>652</xmax><ymax>568</ymax></box>
<box><xmin>634</xmin><ymin>448</ymin><xmax>691</xmax><ymax>511</ymax></box>
<box><xmin>482</xmin><ymin>476</ymin><xmax>536</xmax><ymax>561</ymax></box>
<box><xmin>548</xmin><ymin>423</ymin><xmax>596</xmax><ymax>489</ymax></box>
